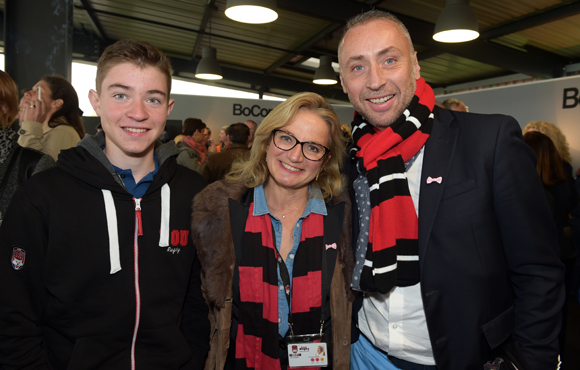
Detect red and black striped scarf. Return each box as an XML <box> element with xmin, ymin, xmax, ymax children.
<box><xmin>235</xmin><ymin>202</ymin><xmax>324</xmax><ymax>370</ymax></box>
<box><xmin>351</xmin><ymin>77</ymin><xmax>434</xmax><ymax>294</ymax></box>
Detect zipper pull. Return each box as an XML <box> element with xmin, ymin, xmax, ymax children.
<box><xmin>133</xmin><ymin>197</ymin><xmax>143</xmax><ymax>236</ymax></box>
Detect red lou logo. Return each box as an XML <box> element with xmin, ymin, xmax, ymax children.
<box><xmin>11</xmin><ymin>247</ymin><xmax>26</xmax><ymax>270</ymax></box>
<box><xmin>170</xmin><ymin>230</ymin><xmax>189</xmax><ymax>247</ymax></box>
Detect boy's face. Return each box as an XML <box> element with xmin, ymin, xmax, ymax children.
<box><xmin>89</xmin><ymin>62</ymin><xmax>174</xmax><ymax>163</ymax></box>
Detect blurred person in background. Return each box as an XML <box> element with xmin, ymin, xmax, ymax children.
<box><xmin>244</xmin><ymin>119</ymin><xmax>257</xmax><ymax>148</ymax></box>
<box><xmin>176</xmin><ymin>117</ymin><xmax>207</xmax><ymax>173</ymax></box>
<box><xmin>524</xmin><ymin>131</ymin><xmax>579</xmax><ymax>362</ymax></box>
<box><xmin>202</xmin><ymin>123</ymin><xmax>250</xmax><ymax>183</ymax></box>
<box><xmin>0</xmin><ymin>71</ymin><xmax>54</xmax><ymax>223</ymax></box>
<box><xmin>442</xmin><ymin>98</ymin><xmax>468</xmax><ymax>112</ymax></box>
<box><xmin>217</xmin><ymin>125</ymin><xmax>230</xmax><ymax>153</ymax></box>
<box><xmin>18</xmin><ymin>74</ymin><xmax>84</xmax><ymax>160</ymax></box>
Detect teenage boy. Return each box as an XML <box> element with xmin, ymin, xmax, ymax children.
<box><xmin>0</xmin><ymin>40</ymin><xmax>210</xmax><ymax>369</ymax></box>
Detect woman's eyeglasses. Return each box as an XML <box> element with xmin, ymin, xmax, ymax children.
<box><xmin>272</xmin><ymin>129</ymin><xmax>329</xmax><ymax>161</ymax></box>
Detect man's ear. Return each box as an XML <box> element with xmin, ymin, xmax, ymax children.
<box><xmin>88</xmin><ymin>89</ymin><xmax>101</xmax><ymax>116</ymax></box>
<box><xmin>412</xmin><ymin>51</ymin><xmax>421</xmax><ymax>80</ymax></box>
<box><xmin>340</xmin><ymin>73</ymin><xmax>348</xmax><ymax>94</ymax></box>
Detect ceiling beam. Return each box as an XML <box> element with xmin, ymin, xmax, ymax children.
<box><xmin>191</xmin><ymin>0</ymin><xmax>216</xmax><ymax>60</ymax></box>
<box><xmin>265</xmin><ymin>22</ymin><xmax>342</xmax><ymax>75</ymax></box>
<box><xmin>78</xmin><ymin>0</ymin><xmax>109</xmax><ymax>42</ymax></box>
<box><xmin>73</xmin><ymin>5</ymin><xmax>296</xmax><ymax>54</ymax></box>
<box><xmin>279</xmin><ymin>0</ymin><xmax>565</xmax><ymax>78</ymax></box>
<box><xmin>399</xmin><ymin>14</ymin><xmax>566</xmax><ymax>78</ymax></box>
<box><xmin>481</xmin><ymin>0</ymin><xmax>580</xmax><ymax>40</ymax></box>
<box><xmin>70</xmin><ymin>6</ymin><xmax>347</xmax><ymax>102</ymax></box>
<box><xmin>418</xmin><ymin>1</ymin><xmax>580</xmax><ymax>62</ymax></box>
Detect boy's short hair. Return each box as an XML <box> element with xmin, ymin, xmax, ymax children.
<box><xmin>96</xmin><ymin>39</ymin><xmax>172</xmax><ymax>96</ymax></box>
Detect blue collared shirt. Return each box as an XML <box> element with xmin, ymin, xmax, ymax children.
<box><xmin>113</xmin><ymin>157</ymin><xmax>159</xmax><ymax>198</ymax></box>
<box><xmin>252</xmin><ymin>184</ymin><xmax>327</xmax><ymax>337</ymax></box>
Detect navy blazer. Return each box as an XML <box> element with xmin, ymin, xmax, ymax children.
<box><xmin>347</xmin><ymin>107</ymin><xmax>565</xmax><ymax>370</ymax></box>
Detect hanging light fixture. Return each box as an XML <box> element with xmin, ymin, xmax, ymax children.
<box><xmin>313</xmin><ymin>56</ymin><xmax>337</xmax><ymax>85</ymax></box>
<box><xmin>433</xmin><ymin>0</ymin><xmax>479</xmax><ymax>43</ymax></box>
<box><xmin>196</xmin><ymin>14</ymin><xmax>223</xmax><ymax>80</ymax></box>
<box><xmin>225</xmin><ymin>0</ymin><xmax>278</xmax><ymax>24</ymax></box>
<box><xmin>195</xmin><ymin>47</ymin><xmax>223</xmax><ymax>80</ymax></box>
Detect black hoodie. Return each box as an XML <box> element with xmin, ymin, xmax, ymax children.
<box><xmin>0</xmin><ymin>132</ymin><xmax>210</xmax><ymax>369</ymax></box>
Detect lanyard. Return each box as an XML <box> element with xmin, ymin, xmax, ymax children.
<box><xmin>274</xmin><ymin>226</ymin><xmax>330</xmax><ymax>339</ymax></box>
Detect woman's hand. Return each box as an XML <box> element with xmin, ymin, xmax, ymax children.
<box><xmin>20</xmin><ymin>98</ymin><xmax>48</xmax><ymax>124</ymax></box>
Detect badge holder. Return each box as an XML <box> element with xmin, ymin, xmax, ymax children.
<box><xmin>286</xmin><ymin>321</ymin><xmax>328</xmax><ymax>368</ymax></box>
<box><xmin>275</xmin><ymin>237</ymin><xmax>334</xmax><ymax>368</ymax></box>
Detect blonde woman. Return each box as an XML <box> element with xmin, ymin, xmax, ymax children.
<box><xmin>523</xmin><ymin>121</ymin><xmax>572</xmax><ymax>164</ymax></box>
<box><xmin>191</xmin><ymin>92</ymin><xmax>355</xmax><ymax>370</ymax></box>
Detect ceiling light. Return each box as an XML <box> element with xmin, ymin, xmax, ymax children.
<box><xmin>433</xmin><ymin>0</ymin><xmax>479</xmax><ymax>43</ymax></box>
<box><xmin>313</xmin><ymin>55</ymin><xmax>337</xmax><ymax>85</ymax></box>
<box><xmin>225</xmin><ymin>0</ymin><xmax>278</xmax><ymax>24</ymax></box>
<box><xmin>195</xmin><ymin>47</ymin><xmax>223</xmax><ymax>80</ymax></box>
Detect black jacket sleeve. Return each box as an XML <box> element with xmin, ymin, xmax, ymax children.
<box><xmin>0</xmin><ymin>188</ymin><xmax>50</xmax><ymax>369</ymax></box>
<box><xmin>492</xmin><ymin>116</ymin><xmax>564</xmax><ymax>369</ymax></box>
<box><xmin>180</xmin><ymin>249</ymin><xmax>211</xmax><ymax>369</ymax></box>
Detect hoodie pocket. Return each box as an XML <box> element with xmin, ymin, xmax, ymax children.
<box><xmin>67</xmin><ymin>325</ymin><xmax>191</xmax><ymax>370</ymax></box>
<box><xmin>67</xmin><ymin>332</ymin><xmax>133</xmax><ymax>370</ymax></box>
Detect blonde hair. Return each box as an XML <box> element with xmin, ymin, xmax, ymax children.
<box><xmin>226</xmin><ymin>92</ymin><xmax>345</xmax><ymax>201</ymax></box>
<box><xmin>523</xmin><ymin>121</ymin><xmax>572</xmax><ymax>163</ymax></box>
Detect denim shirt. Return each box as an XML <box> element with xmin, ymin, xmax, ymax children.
<box><xmin>253</xmin><ymin>184</ymin><xmax>327</xmax><ymax>337</ymax></box>
<box><xmin>113</xmin><ymin>156</ymin><xmax>159</xmax><ymax>198</ymax></box>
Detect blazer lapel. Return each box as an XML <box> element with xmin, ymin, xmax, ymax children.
<box><xmin>418</xmin><ymin>108</ymin><xmax>459</xmax><ymax>272</ymax></box>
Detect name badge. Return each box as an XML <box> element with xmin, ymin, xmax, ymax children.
<box><xmin>287</xmin><ymin>334</ymin><xmax>328</xmax><ymax>368</ymax></box>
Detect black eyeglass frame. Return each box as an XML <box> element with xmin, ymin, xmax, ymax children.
<box><xmin>271</xmin><ymin>129</ymin><xmax>330</xmax><ymax>162</ymax></box>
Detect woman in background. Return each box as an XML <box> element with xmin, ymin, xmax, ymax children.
<box><xmin>191</xmin><ymin>92</ymin><xmax>355</xmax><ymax>370</ymax></box>
<box><xmin>523</xmin><ymin>130</ymin><xmax>578</xmax><ymax>359</ymax></box>
<box><xmin>18</xmin><ymin>74</ymin><xmax>84</xmax><ymax>160</ymax></box>
<box><xmin>523</xmin><ymin>120</ymin><xmax>573</xmax><ymax>176</ymax></box>
<box><xmin>0</xmin><ymin>71</ymin><xmax>54</xmax><ymax>223</ymax></box>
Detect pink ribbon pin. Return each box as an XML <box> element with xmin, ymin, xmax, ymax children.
<box><xmin>326</xmin><ymin>243</ymin><xmax>337</xmax><ymax>250</ymax></box>
<box><xmin>426</xmin><ymin>176</ymin><xmax>442</xmax><ymax>184</ymax></box>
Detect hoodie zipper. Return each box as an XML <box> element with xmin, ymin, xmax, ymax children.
<box><xmin>131</xmin><ymin>197</ymin><xmax>143</xmax><ymax>369</ymax></box>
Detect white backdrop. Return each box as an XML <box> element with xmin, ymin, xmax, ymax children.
<box><xmin>438</xmin><ymin>75</ymin><xmax>580</xmax><ymax>172</ymax></box>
